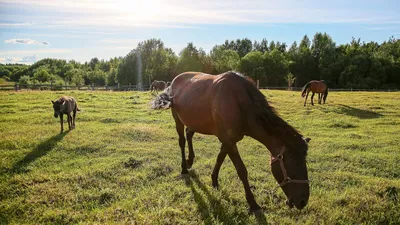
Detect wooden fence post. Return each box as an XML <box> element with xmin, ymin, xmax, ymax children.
<box><xmin>91</xmin><ymin>83</ymin><xmax>94</xmax><ymax>91</ymax></box>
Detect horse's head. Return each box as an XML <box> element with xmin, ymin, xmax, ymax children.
<box><xmin>51</xmin><ymin>98</ymin><xmax>65</xmax><ymax>118</ymax></box>
<box><xmin>270</xmin><ymin>137</ymin><xmax>310</xmax><ymax>210</ymax></box>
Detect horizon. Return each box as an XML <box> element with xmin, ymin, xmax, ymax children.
<box><xmin>1</xmin><ymin>0</ymin><xmax>399</xmax><ymax>64</ymax></box>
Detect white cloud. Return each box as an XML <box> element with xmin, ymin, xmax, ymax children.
<box><xmin>0</xmin><ymin>54</ymin><xmax>37</xmax><ymax>64</ymax></box>
<box><xmin>1</xmin><ymin>0</ymin><xmax>399</xmax><ymax>28</ymax></box>
<box><xmin>4</xmin><ymin>38</ymin><xmax>50</xmax><ymax>45</ymax></box>
<box><xmin>0</xmin><ymin>22</ymin><xmax>35</xmax><ymax>27</ymax></box>
<box><xmin>0</xmin><ymin>48</ymin><xmax>71</xmax><ymax>56</ymax></box>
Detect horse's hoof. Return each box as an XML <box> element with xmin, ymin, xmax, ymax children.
<box><xmin>248</xmin><ymin>205</ymin><xmax>262</xmax><ymax>214</ymax></box>
<box><xmin>212</xmin><ymin>182</ymin><xmax>219</xmax><ymax>189</ymax></box>
<box><xmin>186</xmin><ymin>160</ymin><xmax>193</xmax><ymax>169</ymax></box>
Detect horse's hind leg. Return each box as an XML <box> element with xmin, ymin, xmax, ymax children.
<box><xmin>211</xmin><ymin>144</ymin><xmax>227</xmax><ymax>188</ymax></box>
<box><xmin>311</xmin><ymin>93</ymin><xmax>315</xmax><ymax>106</ymax></box>
<box><xmin>304</xmin><ymin>90</ymin><xmax>309</xmax><ymax>106</ymax></box>
<box><xmin>227</xmin><ymin>144</ymin><xmax>261</xmax><ymax>212</ymax></box>
<box><xmin>318</xmin><ymin>93</ymin><xmax>321</xmax><ymax>104</ymax></box>
<box><xmin>172</xmin><ymin>109</ymin><xmax>188</xmax><ymax>174</ymax></box>
<box><xmin>186</xmin><ymin>128</ymin><xmax>195</xmax><ymax>169</ymax></box>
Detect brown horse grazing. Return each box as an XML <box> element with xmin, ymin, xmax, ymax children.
<box><xmin>51</xmin><ymin>96</ymin><xmax>80</xmax><ymax>133</ymax></box>
<box><xmin>301</xmin><ymin>80</ymin><xmax>328</xmax><ymax>106</ymax></box>
<box><xmin>152</xmin><ymin>71</ymin><xmax>311</xmax><ymax>212</ymax></box>
<box><xmin>150</xmin><ymin>80</ymin><xmax>167</xmax><ymax>93</ymax></box>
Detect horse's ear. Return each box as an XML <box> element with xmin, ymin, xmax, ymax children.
<box><xmin>51</xmin><ymin>100</ymin><xmax>54</xmax><ymax>104</ymax></box>
<box><xmin>305</xmin><ymin>137</ymin><xmax>311</xmax><ymax>143</ymax></box>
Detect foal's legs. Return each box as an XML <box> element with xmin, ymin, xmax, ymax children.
<box><xmin>59</xmin><ymin>114</ymin><xmax>64</xmax><ymax>133</ymax></box>
<box><xmin>304</xmin><ymin>90</ymin><xmax>310</xmax><ymax>106</ymax></box>
<box><xmin>72</xmin><ymin>110</ymin><xmax>76</xmax><ymax>129</ymax></box>
<box><xmin>227</xmin><ymin>144</ymin><xmax>261</xmax><ymax>212</ymax></box>
<box><xmin>211</xmin><ymin>144</ymin><xmax>227</xmax><ymax>188</ymax></box>
<box><xmin>172</xmin><ymin>109</ymin><xmax>188</xmax><ymax>174</ymax></box>
<box><xmin>186</xmin><ymin>128</ymin><xmax>195</xmax><ymax>169</ymax></box>
<box><xmin>311</xmin><ymin>92</ymin><xmax>315</xmax><ymax>106</ymax></box>
<box><xmin>68</xmin><ymin>113</ymin><xmax>73</xmax><ymax>130</ymax></box>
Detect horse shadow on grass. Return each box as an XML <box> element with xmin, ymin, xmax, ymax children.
<box><xmin>12</xmin><ymin>131</ymin><xmax>69</xmax><ymax>173</ymax></box>
<box><xmin>320</xmin><ymin>104</ymin><xmax>382</xmax><ymax>119</ymax></box>
<box><xmin>181</xmin><ymin>170</ymin><xmax>268</xmax><ymax>225</ymax></box>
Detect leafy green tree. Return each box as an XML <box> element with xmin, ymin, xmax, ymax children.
<box><xmin>116</xmin><ymin>50</ymin><xmax>138</xmax><ymax>85</ymax></box>
<box><xmin>210</xmin><ymin>46</ymin><xmax>240</xmax><ymax>73</ymax></box>
<box><xmin>65</xmin><ymin>68</ymin><xmax>84</xmax><ymax>86</ymax></box>
<box><xmin>33</xmin><ymin>67</ymin><xmax>52</xmax><ymax>82</ymax></box>
<box><xmin>177</xmin><ymin>42</ymin><xmax>204</xmax><ymax>74</ymax></box>
<box><xmin>285</xmin><ymin>72</ymin><xmax>296</xmax><ymax>90</ymax></box>
<box><xmin>237</xmin><ymin>51</ymin><xmax>265</xmax><ymax>84</ymax></box>
<box><xmin>263</xmin><ymin>49</ymin><xmax>289</xmax><ymax>86</ymax></box>
<box><xmin>18</xmin><ymin>75</ymin><xmax>31</xmax><ymax>87</ymax></box>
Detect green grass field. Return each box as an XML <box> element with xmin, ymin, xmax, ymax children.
<box><xmin>0</xmin><ymin>90</ymin><xmax>399</xmax><ymax>224</ymax></box>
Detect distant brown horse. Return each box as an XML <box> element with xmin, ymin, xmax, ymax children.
<box><xmin>150</xmin><ymin>80</ymin><xmax>167</xmax><ymax>93</ymax></box>
<box><xmin>301</xmin><ymin>80</ymin><xmax>328</xmax><ymax>106</ymax></box>
<box><xmin>51</xmin><ymin>96</ymin><xmax>80</xmax><ymax>133</ymax></box>
<box><xmin>152</xmin><ymin>71</ymin><xmax>310</xmax><ymax>212</ymax></box>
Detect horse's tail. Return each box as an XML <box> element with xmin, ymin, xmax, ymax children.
<box><xmin>301</xmin><ymin>82</ymin><xmax>311</xmax><ymax>98</ymax></box>
<box><xmin>323</xmin><ymin>87</ymin><xmax>328</xmax><ymax>103</ymax></box>
<box><xmin>151</xmin><ymin>87</ymin><xmax>172</xmax><ymax>109</ymax></box>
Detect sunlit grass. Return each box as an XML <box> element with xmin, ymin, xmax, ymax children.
<box><xmin>0</xmin><ymin>90</ymin><xmax>399</xmax><ymax>224</ymax></box>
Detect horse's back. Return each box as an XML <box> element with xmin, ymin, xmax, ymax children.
<box><xmin>171</xmin><ymin>72</ymin><xmax>249</xmax><ymax>140</ymax></box>
<box><xmin>61</xmin><ymin>96</ymin><xmax>77</xmax><ymax>113</ymax></box>
<box><xmin>309</xmin><ymin>80</ymin><xmax>327</xmax><ymax>93</ymax></box>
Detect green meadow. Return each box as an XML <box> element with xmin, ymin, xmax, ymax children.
<box><xmin>0</xmin><ymin>90</ymin><xmax>399</xmax><ymax>224</ymax></box>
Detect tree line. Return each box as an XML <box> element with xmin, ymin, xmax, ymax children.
<box><xmin>1</xmin><ymin>32</ymin><xmax>399</xmax><ymax>89</ymax></box>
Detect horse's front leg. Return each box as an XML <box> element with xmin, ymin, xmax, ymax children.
<box><xmin>227</xmin><ymin>144</ymin><xmax>261</xmax><ymax>213</ymax></box>
<box><xmin>311</xmin><ymin>93</ymin><xmax>315</xmax><ymax>106</ymax></box>
<box><xmin>211</xmin><ymin>144</ymin><xmax>227</xmax><ymax>188</ymax></box>
<box><xmin>186</xmin><ymin>128</ymin><xmax>195</xmax><ymax>169</ymax></box>
<box><xmin>59</xmin><ymin>114</ymin><xmax>64</xmax><ymax>133</ymax></box>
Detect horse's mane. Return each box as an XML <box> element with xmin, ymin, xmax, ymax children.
<box><xmin>225</xmin><ymin>71</ymin><xmax>308</xmax><ymax>157</ymax></box>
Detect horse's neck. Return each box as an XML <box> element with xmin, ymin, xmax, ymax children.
<box><xmin>61</xmin><ymin>103</ymin><xmax>70</xmax><ymax>113</ymax></box>
<box><xmin>249</xmin><ymin>125</ymin><xmax>284</xmax><ymax>157</ymax></box>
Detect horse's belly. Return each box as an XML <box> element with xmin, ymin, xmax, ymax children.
<box><xmin>177</xmin><ymin>108</ymin><xmax>216</xmax><ymax>135</ymax></box>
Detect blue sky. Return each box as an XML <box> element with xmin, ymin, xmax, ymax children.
<box><xmin>0</xmin><ymin>0</ymin><xmax>399</xmax><ymax>64</ymax></box>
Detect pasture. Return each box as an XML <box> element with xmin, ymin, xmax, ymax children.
<box><xmin>0</xmin><ymin>90</ymin><xmax>399</xmax><ymax>224</ymax></box>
